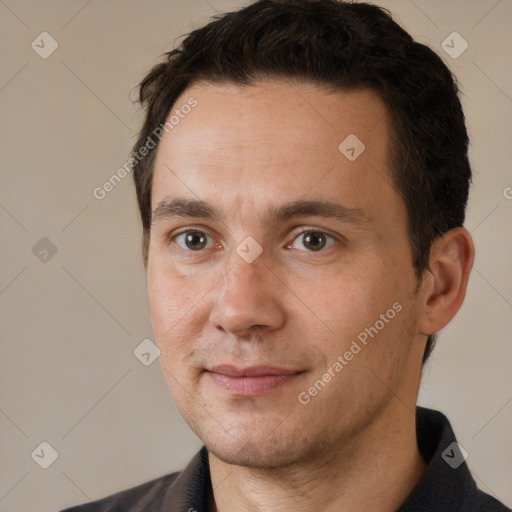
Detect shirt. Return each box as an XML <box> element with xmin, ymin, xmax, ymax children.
<box><xmin>59</xmin><ymin>407</ymin><xmax>510</xmax><ymax>511</ymax></box>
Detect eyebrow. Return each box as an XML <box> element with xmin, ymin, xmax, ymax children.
<box><xmin>151</xmin><ymin>198</ymin><xmax>371</xmax><ymax>227</ymax></box>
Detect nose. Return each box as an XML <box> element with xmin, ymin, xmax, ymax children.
<box><xmin>208</xmin><ymin>250</ymin><xmax>286</xmax><ymax>337</ymax></box>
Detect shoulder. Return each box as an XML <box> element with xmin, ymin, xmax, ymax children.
<box><xmin>474</xmin><ymin>489</ymin><xmax>511</xmax><ymax>512</ymax></box>
<box><xmin>400</xmin><ymin>407</ymin><xmax>511</xmax><ymax>511</ymax></box>
<box><xmin>59</xmin><ymin>446</ymin><xmax>209</xmax><ymax>512</ymax></box>
<box><xmin>58</xmin><ymin>470</ymin><xmax>180</xmax><ymax>511</ymax></box>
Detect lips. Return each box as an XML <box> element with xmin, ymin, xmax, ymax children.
<box><xmin>206</xmin><ymin>365</ymin><xmax>303</xmax><ymax>395</ymax></box>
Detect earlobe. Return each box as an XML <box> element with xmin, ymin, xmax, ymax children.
<box><xmin>418</xmin><ymin>227</ymin><xmax>475</xmax><ymax>336</ymax></box>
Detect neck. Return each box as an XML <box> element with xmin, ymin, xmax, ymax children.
<box><xmin>208</xmin><ymin>401</ymin><xmax>426</xmax><ymax>512</ymax></box>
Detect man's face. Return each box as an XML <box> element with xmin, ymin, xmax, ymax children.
<box><xmin>147</xmin><ymin>80</ymin><xmax>426</xmax><ymax>467</ymax></box>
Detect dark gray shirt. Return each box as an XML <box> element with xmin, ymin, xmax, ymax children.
<box><xmin>60</xmin><ymin>407</ymin><xmax>510</xmax><ymax>511</ymax></box>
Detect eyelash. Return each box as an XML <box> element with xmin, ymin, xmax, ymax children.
<box><xmin>168</xmin><ymin>227</ymin><xmax>340</xmax><ymax>253</ymax></box>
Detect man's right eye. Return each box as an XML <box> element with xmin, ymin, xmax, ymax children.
<box><xmin>173</xmin><ymin>230</ymin><xmax>215</xmax><ymax>251</ymax></box>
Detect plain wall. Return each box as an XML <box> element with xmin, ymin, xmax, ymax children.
<box><xmin>0</xmin><ymin>1</ymin><xmax>510</xmax><ymax>510</ymax></box>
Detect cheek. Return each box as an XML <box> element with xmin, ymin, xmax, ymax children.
<box><xmin>147</xmin><ymin>265</ymin><xmax>214</xmax><ymax>369</ymax></box>
<box><xmin>313</xmin><ymin>265</ymin><xmax>413</xmax><ymax>357</ymax></box>
<box><xmin>147</xmin><ymin>269</ymin><xmax>194</xmax><ymax>346</ymax></box>
<box><xmin>147</xmin><ymin>251</ymin><xmax>200</xmax><ymax>322</ymax></box>
<box><xmin>308</xmin><ymin>272</ymin><xmax>374</xmax><ymax>336</ymax></box>
<box><xmin>147</xmin><ymin>275</ymin><xmax>177</xmax><ymax>338</ymax></box>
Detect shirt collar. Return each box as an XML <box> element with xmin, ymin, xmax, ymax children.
<box><xmin>162</xmin><ymin>407</ymin><xmax>484</xmax><ymax>512</ymax></box>
<box><xmin>397</xmin><ymin>406</ymin><xmax>480</xmax><ymax>510</ymax></box>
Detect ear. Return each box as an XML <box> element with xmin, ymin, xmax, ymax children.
<box><xmin>417</xmin><ymin>227</ymin><xmax>475</xmax><ymax>336</ymax></box>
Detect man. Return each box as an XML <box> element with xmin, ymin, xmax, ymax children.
<box><xmin>61</xmin><ymin>0</ymin><xmax>509</xmax><ymax>510</ymax></box>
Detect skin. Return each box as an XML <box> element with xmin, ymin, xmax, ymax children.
<box><xmin>146</xmin><ymin>79</ymin><xmax>475</xmax><ymax>511</ymax></box>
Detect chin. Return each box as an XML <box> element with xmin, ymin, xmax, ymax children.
<box><xmin>212</xmin><ymin>442</ymin><xmax>274</xmax><ymax>468</ymax></box>
<box><xmin>209</xmin><ymin>442</ymin><xmax>296</xmax><ymax>469</ymax></box>
<box><xmin>201</xmin><ymin>421</ymin><xmax>318</xmax><ymax>469</ymax></box>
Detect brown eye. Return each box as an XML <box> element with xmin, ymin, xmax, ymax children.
<box><xmin>302</xmin><ymin>231</ymin><xmax>327</xmax><ymax>251</ymax></box>
<box><xmin>175</xmin><ymin>230</ymin><xmax>212</xmax><ymax>251</ymax></box>
<box><xmin>289</xmin><ymin>230</ymin><xmax>336</xmax><ymax>252</ymax></box>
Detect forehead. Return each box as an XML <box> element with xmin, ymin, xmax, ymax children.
<box><xmin>150</xmin><ymin>79</ymin><xmax>402</xmax><ymax>225</ymax></box>
<box><xmin>156</xmin><ymin>79</ymin><xmax>389</xmax><ymax>161</ymax></box>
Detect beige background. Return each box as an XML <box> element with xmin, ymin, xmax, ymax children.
<box><xmin>0</xmin><ymin>0</ymin><xmax>511</xmax><ymax>510</ymax></box>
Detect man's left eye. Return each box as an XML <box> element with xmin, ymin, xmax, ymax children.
<box><xmin>288</xmin><ymin>231</ymin><xmax>337</xmax><ymax>252</ymax></box>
